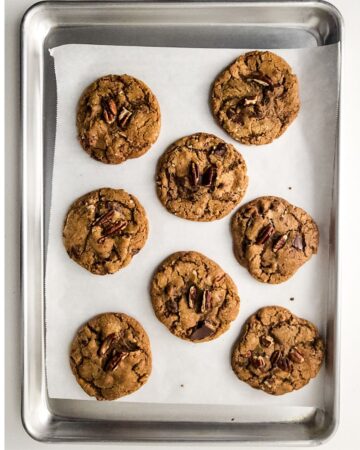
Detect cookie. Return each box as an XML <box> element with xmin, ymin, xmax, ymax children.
<box><xmin>63</xmin><ymin>188</ymin><xmax>148</xmax><ymax>275</ymax></box>
<box><xmin>70</xmin><ymin>313</ymin><xmax>152</xmax><ymax>400</ymax></box>
<box><xmin>231</xmin><ymin>196</ymin><xmax>319</xmax><ymax>284</ymax></box>
<box><xmin>151</xmin><ymin>251</ymin><xmax>240</xmax><ymax>342</ymax></box>
<box><xmin>231</xmin><ymin>306</ymin><xmax>324</xmax><ymax>395</ymax></box>
<box><xmin>77</xmin><ymin>74</ymin><xmax>161</xmax><ymax>164</ymax></box>
<box><xmin>156</xmin><ymin>133</ymin><xmax>248</xmax><ymax>221</ymax></box>
<box><xmin>211</xmin><ymin>51</ymin><xmax>300</xmax><ymax>145</ymax></box>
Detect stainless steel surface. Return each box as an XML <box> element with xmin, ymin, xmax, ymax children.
<box><xmin>21</xmin><ymin>1</ymin><xmax>343</xmax><ymax>444</ymax></box>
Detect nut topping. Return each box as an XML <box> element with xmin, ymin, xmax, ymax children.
<box><xmin>98</xmin><ymin>333</ymin><xmax>116</xmax><ymax>356</ymax></box>
<box><xmin>270</xmin><ymin>350</ymin><xmax>282</xmax><ymax>366</ymax></box>
<box><xmin>277</xmin><ymin>356</ymin><xmax>292</xmax><ymax>372</ymax></box>
<box><xmin>246</xmin><ymin>73</ymin><xmax>273</xmax><ymax>87</ymax></box>
<box><xmin>104</xmin><ymin>350</ymin><xmax>128</xmax><ymax>371</ymax></box>
<box><xmin>118</xmin><ymin>107</ymin><xmax>132</xmax><ymax>128</ymax></box>
<box><xmin>260</xmin><ymin>335</ymin><xmax>273</xmax><ymax>348</ymax></box>
<box><xmin>250</xmin><ymin>354</ymin><xmax>265</xmax><ymax>369</ymax></box>
<box><xmin>212</xmin><ymin>143</ymin><xmax>227</xmax><ymax>156</ymax></box>
<box><xmin>201</xmin><ymin>290</ymin><xmax>212</xmax><ymax>313</ymax></box>
<box><xmin>292</xmin><ymin>234</ymin><xmax>304</xmax><ymax>250</ymax></box>
<box><xmin>166</xmin><ymin>300</ymin><xmax>179</xmax><ymax>314</ymax></box>
<box><xmin>97</xmin><ymin>220</ymin><xmax>127</xmax><ymax>243</ymax></box>
<box><xmin>188</xmin><ymin>285</ymin><xmax>197</xmax><ymax>309</ymax></box>
<box><xmin>102</xmin><ymin>98</ymin><xmax>117</xmax><ymax>124</ymax></box>
<box><xmin>189</xmin><ymin>162</ymin><xmax>200</xmax><ymax>186</ymax></box>
<box><xmin>273</xmin><ymin>234</ymin><xmax>288</xmax><ymax>253</ymax></box>
<box><xmin>202</xmin><ymin>166</ymin><xmax>217</xmax><ymax>187</ymax></box>
<box><xmin>242</xmin><ymin>95</ymin><xmax>258</xmax><ymax>106</ymax></box>
<box><xmin>256</xmin><ymin>224</ymin><xmax>275</xmax><ymax>244</ymax></box>
<box><xmin>92</xmin><ymin>209</ymin><xmax>115</xmax><ymax>227</ymax></box>
<box><xmin>289</xmin><ymin>347</ymin><xmax>305</xmax><ymax>364</ymax></box>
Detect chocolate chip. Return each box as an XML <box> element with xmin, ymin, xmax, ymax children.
<box><xmin>166</xmin><ymin>300</ymin><xmax>179</xmax><ymax>314</ymax></box>
<box><xmin>190</xmin><ymin>321</ymin><xmax>215</xmax><ymax>340</ymax></box>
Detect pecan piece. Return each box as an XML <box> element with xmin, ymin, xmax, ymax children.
<box><xmin>202</xmin><ymin>166</ymin><xmax>217</xmax><ymax>187</ymax></box>
<box><xmin>247</xmin><ymin>72</ymin><xmax>273</xmax><ymax>87</ymax></box>
<box><xmin>260</xmin><ymin>335</ymin><xmax>273</xmax><ymax>348</ymax></box>
<box><xmin>256</xmin><ymin>224</ymin><xmax>275</xmax><ymax>244</ymax></box>
<box><xmin>273</xmin><ymin>233</ymin><xmax>288</xmax><ymax>253</ymax></box>
<box><xmin>292</xmin><ymin>234</ymin><xmax>304</xmax><ymax>250</ymax></box>
<box><xmin>289</xmin><ymin>347</ymin><xmax>305</xmax><ymax>364</ymax></box>
<box><xmin>102</xmin><ymin>98</ymin><xmax>117</xmax><ymax>124</ymax></box>
<box><xmin>270</xmin><ymin>350</ymin><xmax>282</xmax><ymax>367</ymax></box>
<box><xmin>92</xmin><ymin>209</ymin><xmax>115</xmax><ymax>227</ymax></box>
<box><xmin>98</xmin><ymin>333</ymin><xmax>116</xmax><ymax>356</ymax></box>
<box><xmin>188</xmin><ymin>285</ymin><xmax>197</xmax><ymax>309</ymax></box>
<box><xmin>250</xmin><ymin>354</ymin><xmax>265</xmax><ymax>369</ymax></box>
<box><xmin>200</xmin><ymin>290</ymin><xmax>212</xmax><ymax>313</ymax></box>
<box><xmin>241</xmin><ymin>95</ymin><xmax>258</xmax><ymax>106</ymax></box>
<box><xmin>104</xmin><ymin>351</ymin><xmax>128</xmax><ymax>371</ymax></box>
<box><xmin>277</xmin><ymin>356</ymin><xmax>293</xmax><ymax>372</ymax></box>
<box><xmin>118</xmin><ymin>107</ymin><xmax>132</xmax><ymax>128</ymax></box>
<box><xmin>97</xmin><ymin>220</ymin><xmax>127</xmax><ymax>243</ymax></box>
<box><xmin>189</xmin><ymin>162</ymin><xmax>200</xmax><ymax>186</ymax></box>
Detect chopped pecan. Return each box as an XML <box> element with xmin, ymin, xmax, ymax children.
<box><xmin>256</xmin><ymin>224</ymin><xmax>275</xmax><ymax>244</ymax></box>
<box><xmin>273</xmin><ymin>234</ymin><xmax>288</xmax><ymax>253</ymax></box>
<box><xmin>118</xmin><ymin>107</ymin><xmax>132</xmax><ymax>128</ymax></box>
<box><xmin>212</xmin><ymin>143</ymin><xmax>227</xmax><ymax>156</ymax></box>
<box><xmin>102</xmin><ymin>98</ymin><xmax>117</xmax><ymax>124</ymax></box>
<box><xmin>188</xmin><ymin>285</ymin><xmax>197</xmax><ymax>309</ymax></box>
<box><xmin>98</xmin><ymin>333</ymin><xmax>116</xmax><ymax>356</ymax></box>
<box><xmin>277</xmin><ymin>356</ymin><xmax>293</xmax><ymax>372</ymax></box>
<box><xmin>292</xmin><ymin>234</ymin><xmax>304</xmax><ymax>250</ymax></box>
<box><xmin>201</xmin><ymin>290</ymin><xmax>212</xmax><ymax>313</ymax></box>
<box><xmin>97</xmin><ymin>220</ymin><xmax>127</xmax><ymax>243</ymax></box>
<box><xmin>246</xmin><ymin>72</ymin><xmax>273</xmax><ymax>87</ymax></box>
<box><xmin>189</xmin><ymin>161</ymin><xmax>200</xmax><ymax>186</ymax></box>
<box><xmin>250</xmin><ymin>354</ymin><xmax>265</xmax><ymax>369</ymax></box>
<box><xmin>92</xmin><ymin>209</ymin><xmax>115</xmax><ymax>227</ymax></box>
<box><xmin>270</xmin><ymin>350</ymin><xmax>282</xmax><ymax>367</ymax></box>
<box><xmin>104</xmin><ymin>351</ymin><xmax>128</xmax><ymax>371</ymax></box>
<box><xmin>260</xmin><ymin>335</ymin><xmax>273</xmax><ymax>348</ymax></box>
<box><xmin>289</xmin><ymin>347</ymin><xmax>305</xmax><ymax>364</ymax></box>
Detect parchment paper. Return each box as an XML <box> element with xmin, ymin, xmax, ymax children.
<box><xmin>46</xmin><ymin>44</ymin><xmax>339</xmax><ymax>406</ymax></box>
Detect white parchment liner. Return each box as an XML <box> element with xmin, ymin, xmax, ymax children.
<box><xmin>46</xmin><ymin>44</ymin><xmax>339</xmax><ymax>405</ymax></box>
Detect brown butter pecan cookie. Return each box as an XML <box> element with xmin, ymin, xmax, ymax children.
<box><xmin>231</xmin><ymin>196</ymin><xmax>319</xmax><ymax>284</ymax></box>
<box><xmin>211</xmin><ymin>51</ymin><xmax>300</xmax><ymax>145</ymax></box>
<box><xmin>63</xmin><ymin>188</ymin><xmax>148</xmax><ymax>275</ymax></box>
<box><xmin>156</xmin><ymin>133</ymin><xmax>248</xmax><ymax>221</ymax></box>
<box><xmin>70</xmin><ymin>313</ymin><xmax>152</xmax><ymax>400</ymax></box>
<box><xmin>77</xmin><ymin>74</ymin><xmax>161</xmax><ymax>164</ymax></box>
<box><xmin>231</xmin><ymin>306</ymin><xmax>324</xmax><ymax>395</ymax></box>
<box><xmin>151</xmin><ymin>251</ymin><xmax>240</xmax><ymax>342</ymax></box>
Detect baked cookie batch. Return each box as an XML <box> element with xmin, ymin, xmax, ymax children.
<box><xmin>66</xmin><ymin>51</ymin><xmax>324</xmax><ymax>401</ymax></box>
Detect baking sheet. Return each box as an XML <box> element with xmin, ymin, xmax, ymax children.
<box><xmin>46</xmin><ymin>43</ymin><xmax>339</xmax><ymax>405</ymax></box>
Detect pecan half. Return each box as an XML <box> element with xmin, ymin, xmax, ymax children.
<box><xmin>200</xmin><ymin>290</ymin><xmax>212</xmax><ymax>313</ymax></box>
<box><xmin>270</xmin><ymin>350</ymin><xmax>282</xmax><ymax>367</ymax></box>
<box><xmin>277</xmin><ymin>356</ymin><xmax>293</xmax><ymax>372</ymax></box>
<box><xmin>188</xmin><ymin>285</ymin><xmax>197</xmax><ymax>309</ymax></box>
<box><xmin>97</xmin><ymin>220</ymin><xmax>127</xmax><ymax>243</ymax></box>
<box><xmin>92</xmin><ymin>209</ymin><xmax>115</xmax><ymax>227</ymax></box>
<box><xmin>118</xmin><ymin>107</ymin><xmax>132</xmax><ymax>128</ymax></box>
<box><xmin>273</xmin><ymin>234</ymin><xmax>288</xmax><ymax>253</ymax></box>
<box><xmin>104</xmin><ymin>351</ymin><xmax>128</xmax><ymax>371</ymax></box>
<box><xmin>256</xmin><ymin>224</ymin><xmax>275</xmax><ymax>244</ymax></box>
<box><xmin>102</xmin><ymin>98</ymin><xmax>117</xmax><ymax>124</ymax></box>
<box><xmin>202</xmin><ymin>166</ymin><xmax>217</xmax><ymax>187</ymax></box>
<box><xmin>292</xmin><ymin>234</ymin><xmax>304</xmax><ymax>250</ymax></box>
<box><xmin>289</xmin><ymin>347</ymin><xmax>305</xmax><ymax>364</ymax></box>
<box><xmin>98</xmin><ymin>333</ymin><xmax>116</xmax><ymax>356</ymax></box>
<box><xmin>189</xmin><ymin>162</ymin><xmax>200</xmax><ymax>186</ymax></box>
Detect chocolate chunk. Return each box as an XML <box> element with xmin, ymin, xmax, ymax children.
<box><xmin>190</xmin><ymin>321</ymin><xmax>216</xmax><ymax>340</ymax></box>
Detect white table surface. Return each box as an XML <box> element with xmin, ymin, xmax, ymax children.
<box><xmin>5</xmin><ymin>0</ymin><xmax>360</xmax><ymax>448</ymax></box>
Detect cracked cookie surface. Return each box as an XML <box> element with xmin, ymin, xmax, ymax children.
<box><xmin>77</xmin><ymin>74</ymin><xmax>161</xmax><ymax>164</ymax></box>
<box><xmin>151</xmin><ymin>251</ymin><xmax>240</xmax><ymax>342</ymax></box>
<box><xmin>231</xmin><ymin>306</ymin><xmax>324</xmax><ymax>395</ymax></box>
<box><xmin>70</xmin><ymin>313</ymin><xmax>152</xmax><ymax>400</ymax></box>
<box><xmin>156</xmin><ymin>133</ymin><xmax>248</xmax><ymax>221</ymax></box>
<box><xmin>211</xmin><ymin>51</ymin><xmax>300</xmax><ymax>145</ymax></box>
<box><xmin>63</xmin><ymin>188</ymin><xmax>148</xmax><ymax>275</ymax></box>
<box><xmin>231</xmin><ymin>196</ymin><xmax>319</xmax><ymax>284</ymax></box>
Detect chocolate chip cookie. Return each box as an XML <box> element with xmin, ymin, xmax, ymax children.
<box><xmin>156</xmin><ymin>133</ymin><xmax>248</xmax><ymax>221</ymax></box>
<box><xmin>70</xmin><ymin>313</ymin><xmax>152</xmax><ymax>400</ymax></box>
<box><xmin>63</xmin><ymin>188</ymin><xmax>148</xmax><ymax>275</ymax></box>
<box><xmin>211</xmin><ymin>51</ymin><xmax>300</xmax><ymax>145</ymax></box>
<box><xmin>77</xmin><ymin>74</ymin><xmax>161</xmax><ymax>164</ymax></box>
<box><xmin>151</xmin><ymin>251</ymin><xmax>240</xmax><ymax>342</ymax></box>
<box><xmin>231</xmin><ymin>306</ymin><xmax>324</xmax><ymax>395</ymax></box>
<box><xmin>231</xmin><ymin>196</ymin><xmax>319</xmax><ymax>284</ymax></box>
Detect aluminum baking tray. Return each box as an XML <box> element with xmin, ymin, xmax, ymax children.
<box><xmin>21</xmin><ymin>0</ymin><xmax>343</xmax><ymax>444</ymax></box>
